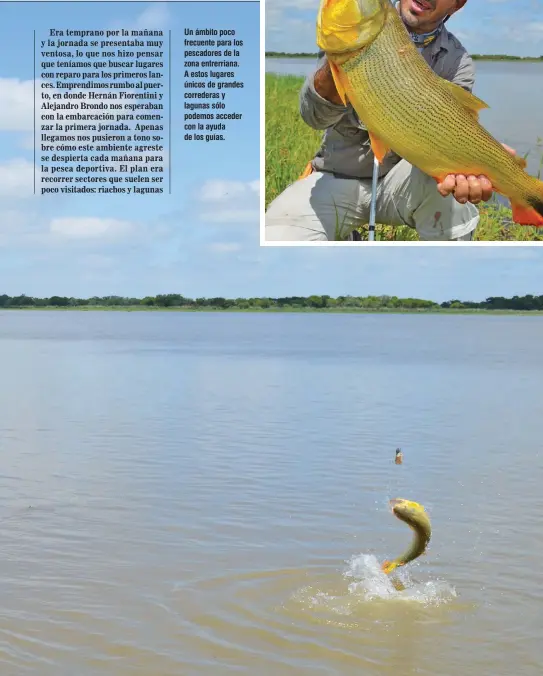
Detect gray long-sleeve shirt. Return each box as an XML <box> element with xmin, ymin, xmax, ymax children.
<box><xmin>299</xmin><ymin>25</ymin><xmax>476</xmax><ymax>180</ymax></box>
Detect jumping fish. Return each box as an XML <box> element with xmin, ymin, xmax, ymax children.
<box><xmin>381</xmin><ymin>498</ymin><xmax>431</xmax><ymax>573</ymax></box>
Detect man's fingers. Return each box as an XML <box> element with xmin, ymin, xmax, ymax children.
<box><xmin>437</xmin><ymin>174</ymin><xmax>456</xmax><ymax>197</ymax></box>
<box><xmin>478</xmin><ymin>175</ymin><xmax>493</xmax><ymax>202</ymax></box>
<box><xmin>438</xmin><ymin>172</ymin><xmax>495</xmax><ymax>203</ymax></box>
<box><xmin>466</xmin><ymin>175</ymin><xmax>483</xmax><ymax>204</ymax></box>
<box><xmin>454</xmin><ymin>174</ymin><xmax>469</xmax><ymax>203</ymax></box>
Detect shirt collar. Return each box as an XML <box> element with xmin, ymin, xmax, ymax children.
<box><xmin>394</xmin><ymin>1</ymin><xmax>451</xmax><ymax>55</ymax></box>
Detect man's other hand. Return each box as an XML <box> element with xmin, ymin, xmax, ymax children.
<box><xmin>437</xmin><ymin>144</ymin><xmax>517</xmax><ymax>205</ymax></box>
<box><xmin>314</xmin><ymin>60</ymin><xmax>344</xmax><ymax>106</ymax></box>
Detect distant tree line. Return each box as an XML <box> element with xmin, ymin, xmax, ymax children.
<box><xmin>470</xmin><ymin>54</ymin><xmax>543</xmax><ymax>61</ymax></box>
<box><xmin>0</xmin><ymin>293</ymin><xmax>542</xmax><ymax>311</ymax></box>
<box><xmin>265</xmin><ymin>51</ymin><xmax>543</xmax><ymax>62</ymax></box>
<box><xmin>265</xmin><ymin>51</ymin><xmax>318</xmax><ymax>58</ymax></box>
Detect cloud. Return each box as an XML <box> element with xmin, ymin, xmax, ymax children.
<box><xmin>28</xmin><ymin>0</ymin><xmax>254</xmax><ymax>3</ymax></box>
<box><xmin>267</xmin><ymin>0</ymin><xmax>317</xmax><ymax>12</ymax></box>
<box><xmin>265</xmin><ymin>0</ymin><xmax>543</xmax><ymax>55</ymax></box>
<box><xmin>199</xmin><ymin>179</ymin><xmax>258</xmax><ymax>201</ymax></box>
<box><xmin>265</xmin><ymin>0</ymin><xmax>320</xmax><ymax>52</ymax></box>
<box><xmin>502</xmin><ymin>20</ymin><xmax>543</xmax><ymax>43</ymax></box>
<box><xmin>197</xmin><ymin>179</ymin><xmax>259</xmax><ymax>224</ymax></box>
<box><xmin>210</xmin><ymin>209</ymin><xmax>260</xmax><ymax>224</ymax></box>
<box><xmin>527</xmin><ymin>21</ymin><xmax>543</xmax><ymax>31</ymax></box>
<box><xmin>265</xmin><ymin>10</ymin><xmax>316</xmax><ymax>53</ymax></box>
<box><xmin>49</xmin><ymin>216</ymin><xmax>134</xmax><ymax>239</ymax></box>
<box><xmin>107</xmin><ymin>1</ymin><xmax>171</xmax><ymax>33</ymax></box>
<box><xmin>83</xmin><ymin>254</ymin><xmax>116</xmax><ymax>269</ymax></box>
<box><xmin>0</xmin><ymin>78</ymin><xmax>33</xmax><ymax>132</ymax></box>
<box><xmin>209</xmin><ymin>242</ymin><xmax>242</xmax><ymax>253</ymax></box>
<box><xmin>0</xmin><ymin>209</ymin><xmax>31</xmax><ymax>240</ymax></box>
<box><xmin>134</xmin><ymin>2</ymin><xmax>170</xmax><ymax>29</ymax></box>
<box><xmin>0</xmin><ymin>159</ymin><xmax>34</xmax><ymax>198</ymax></box>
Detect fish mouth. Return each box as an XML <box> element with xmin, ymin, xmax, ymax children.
<box><xmin>389</xmin><ymin>498</ymin><xmax>406</xmax><ymax>514</ymax></box>
<box><xmin>389</xmin><ymin>498</ymin><xmax>424</xmax><ymax>520</ymax></box>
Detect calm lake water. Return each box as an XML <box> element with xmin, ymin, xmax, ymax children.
<box><xmin>266</xmin><ymin>58</ymin><xmax>543</xmax><ymax>177</ymax></box>
<box><xmin>1</xmin><ymin>310</ymin><xmax>542</xmax><ymax>675</ymax></box>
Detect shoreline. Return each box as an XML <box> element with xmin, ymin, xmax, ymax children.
<box><xmin>2</xmin><ymin>306</ymin><xmax>543</xmax><ymax>316</ymax></box>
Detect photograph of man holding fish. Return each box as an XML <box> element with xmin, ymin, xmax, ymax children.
<box><xmin>264</xmin><ymin>0</ymin><xmax>543</xmax><ymax>242</ymax></box>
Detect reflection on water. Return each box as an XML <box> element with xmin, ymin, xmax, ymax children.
<box><xmin>0</xmin><ymin>311</ymin><xmax>542</xmax><ymax>675</ymax></box>
<box><xmin>265</xmin><ymin>58</ymin><xmax>543</xmax><ymax>177</ymax></box>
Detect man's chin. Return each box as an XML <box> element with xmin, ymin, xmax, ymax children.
<box><xmin>406</xmin><ymin>0</ymin><xmax>435</xmax><ymax>16</ymax></box>
<box><xmin>401</xmin><ymin>0</ymin><xmax>436</xmax><ymax>26</ymax></box>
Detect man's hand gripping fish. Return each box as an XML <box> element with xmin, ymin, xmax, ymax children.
<box><xmin>316</xmin><ymin>0</ymin><xmax>543</xmax><ymax>227</ymax></box>
<box><xmin>381</xmin><ymin>498</ymin><xmax>432</xmax><ymax>574</ymax></box>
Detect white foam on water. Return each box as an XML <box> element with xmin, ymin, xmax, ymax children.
<box><xmin>344</xmin><ymin>553</ymin><xmax>457</xmax><ymax>606</ymax></box>
<box><xmin>289</xmin><ymin>553</ymin><xmax>457</xmax><ymax>621</ymax></box>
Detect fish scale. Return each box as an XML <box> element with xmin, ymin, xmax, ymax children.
<box><xmin>318</xmin><ymin>0</ymin><xmax>543</xmax><ymax>226</ymax></box>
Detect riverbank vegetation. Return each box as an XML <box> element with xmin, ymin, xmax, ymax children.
<box><xmin>265</xmin><ymin>73</ymin><xmax>543</xmax><ymax>241</ymax></box>
<box><xmin>2</xmin><ymin>293</ymin><xmax>543</xmax><ymax>312</ymax></box>
<box><xmin>265</xmin><ymin>52</ymin><xmax>543</xmax><ymax>62</ymax></box>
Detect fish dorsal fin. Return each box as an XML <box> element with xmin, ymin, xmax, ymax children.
<box><xmin>440</xmin><ymin>79</ymin><xmax>489</xmax><ymax>120</ymax></box>
<box><xmin>328</xmin><ymin>60</ymin><xmax>349</xmax><ymax>106</ymax></box>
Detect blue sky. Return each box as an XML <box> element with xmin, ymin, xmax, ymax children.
<box><xmin>0</xmin><ymin>0</ymin><xmax>260</xmax><ymax>297</ymax></box>
<box><xmin>265</xmin><ymin>0</ymin><xmax>543</xmax><ymax>57</ymax></box>
<box><xmin>214</xmin><ymin>246</ymin><xmax>543</xmax><ymax>304</ymax></box>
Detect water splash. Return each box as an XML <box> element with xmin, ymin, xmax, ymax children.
<box><xmin>343</xmin><ymin>553</ymin><xmax>456</xmax><ymax>606</ymax></box>
<box><xmin>289</xmin><ymin>553</ymin><xmax>457</xmax><ymax>622</ymax></box>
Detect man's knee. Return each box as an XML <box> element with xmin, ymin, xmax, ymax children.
<box><xmin>408</xmin><ymin>165</ymin><xmax>442</xmax><ymax>199</ymax></box>
<box><xmin>265</xmin><ymin>172</ymin><xmax>359</xmax><ymax>242</ymax></box>
<box><xmin>264</xmin><ymin>176</ymin><xmax>329</xmax><ymax>241</ymax></box>
<box><xmin>407</xmin><ymin>165</ymin><xmax>479</xmax><ymax>239</ymax></box>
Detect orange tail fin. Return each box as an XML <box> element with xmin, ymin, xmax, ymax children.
<box><xmin>381</xmin><ymin>560</ymin><xmax>397</xmax><ymax>575</ymax></box>
<box><xmin>511</xmin><ymin>194</ymin><xmax>543</xmax><ymax>227</ymax></box>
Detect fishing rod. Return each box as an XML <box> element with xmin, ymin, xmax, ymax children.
<box><xmin>368</xmin><ymin>156</ymin><xmax>379</xmax><ymax>241</ymax></box>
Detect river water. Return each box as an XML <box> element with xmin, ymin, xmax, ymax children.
<box><xmin>265</xmin><ymin>58</ymin><xmax>543</xmax><ymax>177</ymax></box>
<box><xmin>1</xmin><ymin>310</ymin><xmax>541</xmax><ymax>675</ymax></box>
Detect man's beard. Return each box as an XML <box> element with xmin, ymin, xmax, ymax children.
<box><xmin>400</xmin><ymin>0</ymin><xmax>438</xmax><ymax>29</ymax></box>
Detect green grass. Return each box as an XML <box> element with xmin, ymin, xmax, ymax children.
<box><xmin>265</xmin><ymin>73</ymin><xmax>543</xmax><ymax>241</ymax></box>
<box><xmin>265</xmin><ymin>74</ymin><xmax>325</xmax><ymax>206</ymax></box>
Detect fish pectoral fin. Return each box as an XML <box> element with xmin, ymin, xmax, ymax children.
<box><xmin>440</xmin><ymin>79</ymin><xmax>489</xmax><ymax>120</ymax></box>
<box><xmin>368</xmin><ymin>131</ymin><xmax>390</xmax><ymax>164</ymax></box>
<box><xmin>512</xmin><ymin>154</ymin><xmax>528</xmax><ymax>170</ymax></box>
<box><xmin>328</xmin><ymin>61</ymin><xmax>349</xmax><ymax>107</ymax></box>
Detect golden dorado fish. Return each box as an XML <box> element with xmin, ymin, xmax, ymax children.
<box><xmin>381</xmin><ymin>498</ymin><xmax>431</xmax><ymax>574</ymax></box>
<box><xmin>316</xmin><ymin>0</ymin><xmax>543</xmax><ymax>226</ymax></box>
